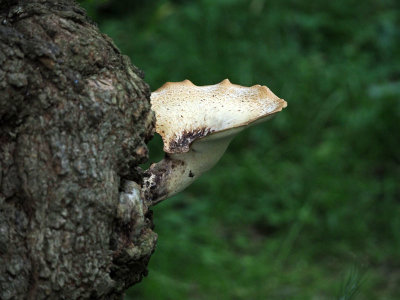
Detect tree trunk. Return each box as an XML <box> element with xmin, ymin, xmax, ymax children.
<box><xmin>0</xmin><ymin>0</ymin><xmax>157</xmax><ymax>299</ymax></box>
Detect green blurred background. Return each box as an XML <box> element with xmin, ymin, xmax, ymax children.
<box><xmin>80</xmin><ymin>0</ymin><xmax>400</xmax><ymax>299</ymax></box>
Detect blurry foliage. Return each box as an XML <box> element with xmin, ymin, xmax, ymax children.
<box><xmin>337</xmin><ymin>265</ymin><xmax>365</xmax><ymax>300</ymax></box>
<box><xmin>79</xmin><ymin>0</ymin><xmax>400</xmax><ymax>299</ymax></box>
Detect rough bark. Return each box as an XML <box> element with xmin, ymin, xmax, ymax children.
<box><xmin>0</xmin><ymin>0</ymin><xmax>157</xmax><ymax>299</ymax></box>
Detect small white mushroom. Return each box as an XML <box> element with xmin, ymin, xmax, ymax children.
<box><xmin>143</xmin><ymin>79</ymin><xmax>287</xmax><ymax>205</ymax></box>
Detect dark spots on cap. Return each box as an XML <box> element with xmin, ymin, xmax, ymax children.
<box><xmin>169</xmin><ymin>127</ymin><xmax>215</xmax><ymax>152</ymax></box>
<box><xmin>189</xmin><ymin>171</ymin><xmax>194</xmax><ymax>177</ymax></box>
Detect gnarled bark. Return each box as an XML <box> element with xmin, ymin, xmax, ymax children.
<box><xmin>0</xmin><ymin>0</ymin><xmax>157</xmax><ymax>298</ymax></box>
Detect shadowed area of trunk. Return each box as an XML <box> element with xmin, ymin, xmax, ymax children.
<box><xmin>0</xmin><ymin>0</ymin><xmax>157</xmax><ymax>298</ymax></box>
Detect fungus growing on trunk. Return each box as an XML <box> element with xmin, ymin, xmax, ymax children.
<box><xmin>143</xmin><ymin>79</ymin><xmax>287</xmax><ymax>205</ymax></box>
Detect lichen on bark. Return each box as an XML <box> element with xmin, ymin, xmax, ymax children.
<box><xmin>0</xmin><ymin>0</ymin><xmax>157</xmax><ymax>299</ymax></box>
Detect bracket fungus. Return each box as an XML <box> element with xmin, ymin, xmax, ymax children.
<box><xmin>143</xmin><ymin>79</ymin><xmax>287</xmax><ymax>205</ymax></box>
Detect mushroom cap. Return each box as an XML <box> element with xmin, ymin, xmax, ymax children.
<box><xmin>151</xmin><ymin>79</ymin><xmax>287</xmax><ymax>153</ymax></box>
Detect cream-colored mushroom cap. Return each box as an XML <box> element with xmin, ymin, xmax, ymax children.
<box><xmin>151</xmin><ymin>79</ymin><xmax>287</xmax><ymax>153</ymax></box>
